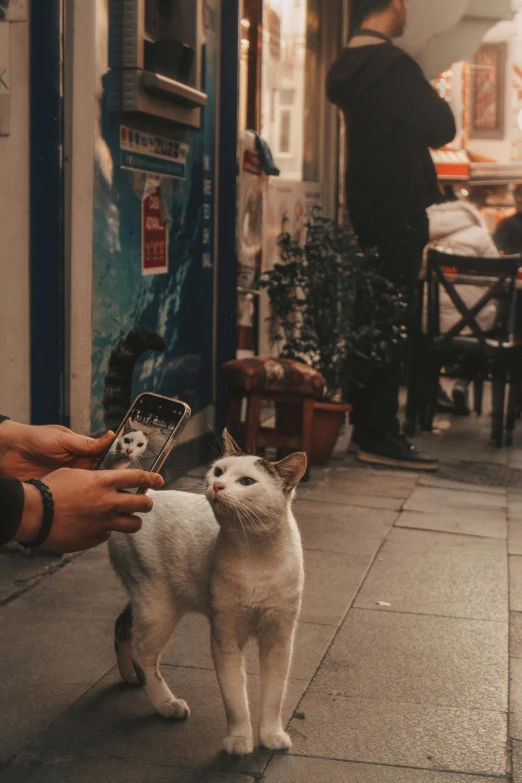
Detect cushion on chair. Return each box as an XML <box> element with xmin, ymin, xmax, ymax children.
<box><xmin>221</xmin><ymin>357</ymin><xmax>326</xmax><ymax>397</ymax></box>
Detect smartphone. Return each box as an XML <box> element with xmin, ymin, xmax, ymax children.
<box><xmin>96</xmin><ymin>392</ymin><xmax>191</xmax><ymax>492</ymax></box>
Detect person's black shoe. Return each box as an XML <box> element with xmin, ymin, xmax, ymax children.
<box><xmin>357</xmin><ymin>431</ymin><xmax>439</xmax><ymax>471</ymax></box>
<box><xmin>452</xmin><ymin>382</ymin><xmax>470</xmax><ymax>416</ymax></box>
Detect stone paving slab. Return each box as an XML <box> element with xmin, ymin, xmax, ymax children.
<box><xmin>287</xmin><ymin>691</ymin><xmax>507</xmax><ymax>776</ymax></box>
<box><xmin>396</xmin><ymin>509</ymin><xmax>507</xmax><ymax>540</ymax></box>
<box><xmin>314</xmin><ymin>608</ymin><xmax>507</xmax><ymax>712</ymax></box>
<box><xmin>510</xmin><ymin>522</ymin><xmax>522</xmax><ymax>554</ymax></box>
<box><xmin>509</xmin><ymin>503</ymin><xmax>522</xmax><ymax>522</ymax></box>
<box><xmin>510</xmin><ymin>657</ymin><xmax>522</xmax><ymax>740</ymax></box>
<box><xmin>298</xmin><ymin>487</ymin><xmax>404</xmax><ymax>511</ymax></box>
<box><xmin>512</xmin><ymin>612</ymin><xmax>522</xmax><ymax>657</ymax></box>
<box><xmin>294</xmin><ymin>499</ymin><xmax>397</xmax><ymax>555</ymax></box>
<box><xmin>400</xmin><ymin>501</ymin><xmax>506</xmax><ymax>527</ymax></box>
<box><xmin>404</xmin><ymin>486</ymin><xmax>506</xmax><ymax>511</ymax></box>
<box><xmin>305</xmin><ymin>469</ymin><xmax>418</xmax><ymax>499</ymax></box>
<box><xmin>0</xmin><ymin>547</ymin><xmax>124</xmax><ymax>766</ymax></box>
<box><xmin>512</xmin><ymin>739</ymin><xmax>522</xmax><ymax>783</ymax></box>
<box><xmin>0</xmin><ymin>761</ymin><xmax>255</xmax><ymax>783</ymax></box>
<box><xmin>263</xmin><ymin>755</ymin><xmax>508</xmax><ymax>783</ymax></box>
<box><xmin>418</xmin><ymin>475</ymin><xmax>506</xmax><ymax>495</ymax></box>
<box><xmin>162</xmin><ymin>612</ymin><xmax>334</xmax><ymax>684</ymax></box>
<box><xmin>354</xmin><ymin>528</ymin><xmax>508</xmax><ymax>621</ymax></box>
<box><xmin>12</xmin><ymin>667</ymin><xmax>302</xmax><ymax>776</ymax></box>
<box><xmin>301</xmin><ymin>549</ymin><xmax>376</xmax><ymax>625</ymax></box>
<box><xmin>510</xmin><ymin>557</ymin><xmax>522</xmax><ymax>612</ymax></box>
<box><xmin>0</xmin><ymin>549</ymin><xmax>74</xmax><ymax>605</ymax></box>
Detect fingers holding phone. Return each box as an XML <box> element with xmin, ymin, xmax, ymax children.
<box><xmin>20</xmin><ymin>467</ymin><xmax>164</xmax><ymax>554</ymax></box>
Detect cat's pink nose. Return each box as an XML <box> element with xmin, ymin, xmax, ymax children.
<box><xmin>213</xmin><ymin>482</ymin><xmax>225</xmax><ymax>494</ymax></box>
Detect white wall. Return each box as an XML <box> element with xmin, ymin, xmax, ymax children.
<box><xmin>0</xmin><ymin>20</ymin><xmax>30</xmax><ymax>422</ymax></box>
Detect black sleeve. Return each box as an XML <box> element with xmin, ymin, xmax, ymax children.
<box><xmin>386</xmin><ymin>56</ymin><xmax>457</xmax><ymax>149</ymax></box>
<box><xmin>0</xmin><ymin>415</ymin><xmax>25</xmax><ymax>545</ymax></box>
<box><xmin>493</xmin><ymin>221</ymin><xmax>514</xmax><ymax>254</ymax></box>
<box><xmin>0</xmin><ymin>475</ymin><xmax>25</xmax><ymax>546</ymax></box>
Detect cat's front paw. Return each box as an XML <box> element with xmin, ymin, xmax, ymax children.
<box><xmin>156</xmin><ymin>698</ymin><xmax>190</xmax><ymax>720</ymax></box>
<box><xmin>222</xmin><ymin>734</ymin><xmax>254</xmax><ymax>756</ymax></box>
<box><xmin>260</xmin><ymin>729</ymin><xmax>292</xmax><ymax>751</ymax></box>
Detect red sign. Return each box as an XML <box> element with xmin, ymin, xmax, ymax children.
<box><xmin>142</xmin><ymin>187</ymin><xmax>168</xmax><ymax>275</ymax></box>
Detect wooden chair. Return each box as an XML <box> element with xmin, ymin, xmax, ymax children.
<box><xmin>410</xmin><ymin>249</ymin><xmax>522</xmax><ymax>447</ymax></box>
<box><xmin>221</xmin><ymin>357</ymin><xmax>326</xmax><ymax>470</ymax></box>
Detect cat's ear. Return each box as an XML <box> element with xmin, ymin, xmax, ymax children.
<box><xmin>274</xmin><ymin>452</ymin><xmax>307</xmax><ymax>489</ymax></box>
<box><xmin>222</xmin><ymin>429</ymin><xmax>242</xmax><ymax>457</ymax></box>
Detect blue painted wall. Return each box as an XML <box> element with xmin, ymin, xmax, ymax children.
<box><xmin>91</xmin><ymin>2</ymin><xmax>219</xmax><ymax>434</ymax></box>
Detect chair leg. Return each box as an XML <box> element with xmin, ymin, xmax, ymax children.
<box><xmin>473</xmin><ymin>379</ymin><xmax>484</xmax><ymax>416</ymax></box>
<box><xmin>245</xmin><ymin>394</ymin><xmax>262</xmax><ymax>455</ymax></box>
<box><xmin>491</xmin><ymin>374</ymin><xmax>506</xmax><ymax>448</ymax></box>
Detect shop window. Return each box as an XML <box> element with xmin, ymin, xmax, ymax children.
<box><xmin>260</xmin><ymin>0</ymin><xmax>322</xmax><ymax>181</ymax></box>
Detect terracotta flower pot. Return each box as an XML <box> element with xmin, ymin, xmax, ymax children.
<box><xmin>310</xmin><ymin>401</ymin><xmax>352</xmax><ymax>465</ymax></box>
<box><xmin>276</xmin><ymin>399</ymin><xmax>351</xmax><ymax>466</ymax></box>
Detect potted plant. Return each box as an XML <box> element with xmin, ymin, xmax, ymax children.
<box><xmin>260</xmin><ymin>209</ymin><xmax>407</xmax><ymax>464</ymax></box>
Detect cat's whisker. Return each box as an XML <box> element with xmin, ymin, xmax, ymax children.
<box><xmin>207</xmin><ymin>425</ymin><xmax>225</xmax><ymax>458</ymax></box>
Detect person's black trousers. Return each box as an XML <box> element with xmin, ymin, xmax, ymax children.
<box><xmin>349</xmin><ymin>212</ymin><xmax>429</xmax><ymax>440</ymax></box>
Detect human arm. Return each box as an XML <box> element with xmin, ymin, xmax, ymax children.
<box><xmin>386</xmin><ymin>56</ymin><xmax>457</xmax><ymax>149</ymax></box>
<box><xmin>7</xmin><ymin>468</ymin><xmax>164</xmax><ymax>553</ymax></box>
<box><xmin>0</xmin><ymin>419</ymin><xmax>114</xmax><ymax>480</ymax></box>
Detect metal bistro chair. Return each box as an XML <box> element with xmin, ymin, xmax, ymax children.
<box><xmin>416</xmin><ymin>248</ymin><xmax>522</xmax><ymax>447</ymax></box>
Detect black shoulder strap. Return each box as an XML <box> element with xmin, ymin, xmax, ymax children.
<box><xmin>351</xmin><ymin>28</ymin><xmax>392</xmax><ymax>44</ymax></box>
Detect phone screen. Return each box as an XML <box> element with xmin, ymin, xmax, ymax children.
<box><xmin>97</xmin><ymin>394</ymin><xmax>189</xmax><ymax>491</ymax></box>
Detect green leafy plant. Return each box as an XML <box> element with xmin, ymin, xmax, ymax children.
<box><xmin>260</xmin><ymin>209</ymin><xmax>408</xmax><ymax>399</ymax></box>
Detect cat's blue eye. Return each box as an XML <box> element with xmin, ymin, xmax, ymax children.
<box><xmin>214</xmin><ymin>467</ymin><xmax>223</xmax><ymax>477</ymax></box>
<box><xmin>239</xmin><ymin>477</ymin><xmax>256</xmax><ymax>486</ymax></box>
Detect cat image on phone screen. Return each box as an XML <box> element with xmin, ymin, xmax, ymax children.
<box><xmin>102</xmin><ymin>424</ymin><xmax>150</xmax><ymax>470</ymax></box>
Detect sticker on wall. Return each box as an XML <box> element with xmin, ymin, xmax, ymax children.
<box><xmin>142</xmin><ymin>179</ymin><xmax>169</xmax><ymax>276</ymax></box>
<box><xmin>120</xmin><ymin>125</ymin><xmax>189</xmax><ymax>180</ymax></box>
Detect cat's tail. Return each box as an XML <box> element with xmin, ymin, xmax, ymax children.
<box><xmin>103</xmin><ymin>329</ymin><xmax>167</xmax><ymax>431</ymax></box>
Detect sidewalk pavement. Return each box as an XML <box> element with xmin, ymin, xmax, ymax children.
<box><xmin>1</xmin><ymin>403</ymin><xmax>522</xmax><ymax>782</ymax></box>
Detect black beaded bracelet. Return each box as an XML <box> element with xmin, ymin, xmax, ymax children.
<box><xmin>21</xmin><ymin>479</ymin><xmax>55</xmax><ymax>548</ymax></box>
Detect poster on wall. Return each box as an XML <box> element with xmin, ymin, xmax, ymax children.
<box><xmin>141</xmin><ymin>183</ymin><xmax>169</xmax><ymax>275</ymax></box>
<box><xmin>120</xmin><ymin>126</ymin><xmax>189</xmax><ymax>180</ymax></box>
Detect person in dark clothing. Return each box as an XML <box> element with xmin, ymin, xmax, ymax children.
<box><xmin>0</xmin><ymin>415</ymin><xmax>163</xmax><ymax>551</ymax></box>
<box><xmin>327</xmin><ymin>0</ymin><xmax>456</xmax><ymax>470</ymax></box>
<box><xmin>494</xmin><ymin>184</ymin><xmax>522</xmax><ymax>255</ymax></box>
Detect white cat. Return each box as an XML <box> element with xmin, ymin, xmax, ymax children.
<box><xmin>103</xmin><ymin>426</ymin><xmax>149</xmax><ymax>469</ymax></box>
<box><xmin>108</xmin><ymin>431</ymin><xmax>306</xmax><ymax>756</ymax></box>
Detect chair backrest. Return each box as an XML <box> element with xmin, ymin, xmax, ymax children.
<box><xmin>426</xmin><ymin>248</ymin><xmax>522</xmax><ymax>347</ymax></box>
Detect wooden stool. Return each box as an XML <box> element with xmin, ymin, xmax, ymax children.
<box><xmin>221</xmin><ymin>357</ymin><xmax>326</xmax><ymax>469</ymax></box>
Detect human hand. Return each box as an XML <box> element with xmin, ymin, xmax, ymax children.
<box><xmin>16</xmin><ymin>468</ymin><xmax>164</xmax><ymax>553</ymax></box>
<box><xmin>0</xmin><ymin>420</ymin><xmax>114</xmax><ymax>480</ymax></box>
